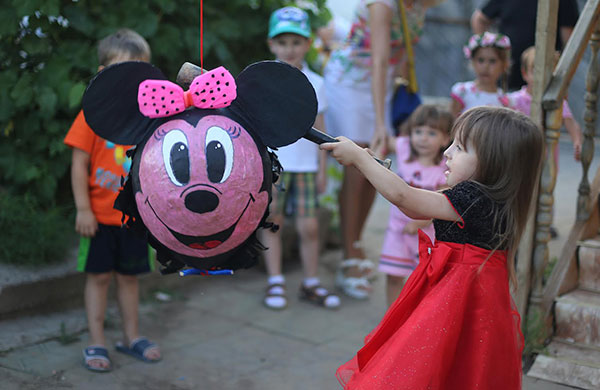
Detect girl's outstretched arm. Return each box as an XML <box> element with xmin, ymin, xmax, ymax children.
<box><xmin>321</xmin><ymin>137</ymin><xmax>460</xmax><ymax>222</ymax></box>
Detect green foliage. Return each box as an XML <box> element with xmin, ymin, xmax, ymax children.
<box><xmin>543</xmin><ymin>256</ymin><xmax>558</xmax><ymax>285</ymax></box>
<box><xmin>319</xmin><ymin>162</ymin><xmax>343</xmax><ymax>230</ymax></box>
<box><xmin>523</xmin><ymin>305</ymin><xmax>551</xmax><ymax>358</ymax></box>
<box><xmin>0</xmin><ymin>0</ymin><xmax>330</xmax><ymax>264</ymax></box>
<box><xmin>0</xmin><ymin>190</ymin><xmax>74</xmax><ymax>265</ymax></box>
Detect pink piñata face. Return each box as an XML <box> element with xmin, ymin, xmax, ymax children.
<box><xmin>134</xmin><ymin>115</ymin><xmax>268</xmax><ymax>259</ymax></box>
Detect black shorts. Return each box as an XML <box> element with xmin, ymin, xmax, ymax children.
<box><xmin>76</xmin><ymin>224</ymin><xmax>153</xmax><ymax>275</ymax></box>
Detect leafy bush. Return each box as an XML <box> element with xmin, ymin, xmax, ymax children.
<box><xmin>0</xmin><ymin>0</ymin><xmax>330</xmax><ymax>264</ymax></box>
<box><xmin>0</xmin><ymin>191</ymin><xmax>74</xmax><ymax>265</ymax></box>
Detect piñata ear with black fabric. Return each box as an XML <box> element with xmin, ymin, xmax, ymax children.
<box><xmin>82</xmin><ymin>61</ymin><xmax>166</xmax><ymax>145</ymax></box>
<box><xmin>229</xmin><ymin>60</ymin><xmax>318</xmax><ymax>148</ymax></box>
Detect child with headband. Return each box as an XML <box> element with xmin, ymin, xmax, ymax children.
<box><xmin>450</xmin><ymin>32</ymin><xmax>512</xmax><ymax>117</ymax></box>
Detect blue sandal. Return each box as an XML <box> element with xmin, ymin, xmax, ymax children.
<box><xmin>115</xmin><ymin>337</ymin><xmax>161</xmax><ymax>363</ymax></box>
<box><xmin>83</xmin><ymin>346</ymin><xmax>112</xmax><ymax>372</ymax></box>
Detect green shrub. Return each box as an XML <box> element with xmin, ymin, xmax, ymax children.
<box><xmin>0</xmin><ymin>191</ymin><xmax>75</xmax><ymax>265</ymax></box>
<box><xmin>0</xmin><ymin>0</ymin><xmax>330</xmax><ymax>265</ymax></box>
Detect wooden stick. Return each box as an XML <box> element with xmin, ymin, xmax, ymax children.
<box><xmin>176</xmin><ymin>62</ymin><xmax>206</xmax><ymax>89</ymax></box>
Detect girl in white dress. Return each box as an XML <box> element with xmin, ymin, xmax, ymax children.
<box><xmin>450</xmin><ymin>31</ymin><xmax>511</xmax><ymax>117</ymax></box>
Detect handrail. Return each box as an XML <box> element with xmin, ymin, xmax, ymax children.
<box><xmin>542</xmin><ymin>0</ymin><xmax>600</xmax><ymax>110</ymax></box>
<box><xmin>542</xmin><ymin>164</ymin><xmax>600</xmax><ymax>317</ymax></box>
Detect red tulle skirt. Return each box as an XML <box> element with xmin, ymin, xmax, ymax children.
<box><xmin>337</xmin><ymin>231</ymin><xmax>523</xmax><ymax>390</ymax></box>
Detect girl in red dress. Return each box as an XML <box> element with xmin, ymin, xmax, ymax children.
<box><xmin>321</xmin><ymin>106</ymin><xmax>544</xmax><ymax>390</ymax></box>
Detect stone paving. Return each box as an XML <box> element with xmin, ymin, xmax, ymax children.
<box><xmin>0</xmin><ymin>135</ymin><xmax>595</xmax><ymax>389</ymax></box>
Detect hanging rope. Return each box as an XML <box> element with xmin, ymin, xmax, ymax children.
<box><xmin>200</xmin><ymin>0</ymin><xmax>204</xmax><ymax>73</ymax></box>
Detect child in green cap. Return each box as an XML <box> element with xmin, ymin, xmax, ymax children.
<box><xmin>260</xmin><ymin>6</ymin><xmax>340</xmax><ymax>310</ymax></box>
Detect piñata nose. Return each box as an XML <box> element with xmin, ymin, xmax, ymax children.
<box><xmin>184</xmin><ymin>190</ymin><xmax>219</xmax><ymax>214</ymax></box>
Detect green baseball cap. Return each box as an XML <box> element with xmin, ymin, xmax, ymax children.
<box><xmin>268</xmin><ymin>6</ymin><xmax>311</xmax><ymax>39</ymax></box>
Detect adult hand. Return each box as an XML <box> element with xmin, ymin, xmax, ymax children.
<box><xmin>76</xmin><ymin>209</ymin><xmax>98</xmax><ymax>237</ymax></box>
<box><xmin>573</xmin><ymin>141</ymin><xmax>582</xmax><ymax>161</ymax></box>
<box><xmin>370</xmin><ymin>124</ymin><xmax>388</xmax><ymax>157</ymax></box>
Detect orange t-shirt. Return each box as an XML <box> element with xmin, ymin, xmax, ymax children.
<box><xmin>64</xmin><ymin>110</ymin><xmax>135</xmax><ymax>226</ymax></box>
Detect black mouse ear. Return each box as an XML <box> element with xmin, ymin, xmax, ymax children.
<box><xmin>82</xmin><ymin>61</ymin><xmax>166</xmax><ymax>145</ymax></box>
<box><xmin>230</xmin><ymin>61</ymin><xmax>317</xmax><ymax>148</ymax></box>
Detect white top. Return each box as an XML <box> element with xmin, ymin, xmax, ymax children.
<box><xmin>450</xmin><ymin>81</ymin><xmax>509</xmax><ymax>114</ymax></box>
<box><xmin>324</xmin><ymin>0</ymin><xmax>437</xmax><ymax>85</ymax></box>
<box><xmin>275</xmin><ymin>64</ymin><xmax>328</xmax><ymax>173</ymax></box>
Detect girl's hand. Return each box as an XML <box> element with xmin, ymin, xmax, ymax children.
<box><xmin>320</xmin><ymin>136</ymin><xmax>366</xmax><ymax>166</ymax></box>
<box><xmin>75</xmin><ymin>209</ymin><xmax>98</xmax><ymax>237</ymax></box>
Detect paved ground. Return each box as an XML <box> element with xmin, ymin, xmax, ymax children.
<box><xmin>0</xmin><ymin>135</ymin><xmax>595</xmax><ymax>389</ymax></box>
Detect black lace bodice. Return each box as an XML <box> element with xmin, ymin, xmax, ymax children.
<box><xmin>433</xmin><ymin>181</ymin><xmax>507</xmax><ymax>250</ymax></box>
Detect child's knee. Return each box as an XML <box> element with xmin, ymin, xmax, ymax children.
<box><xmin>115</xmin><ymin>273</ymin><xmax>138</xmax><ymax>286</ymax></box>
<box><xmin>297</xmin><ymin>217</ymin><xmax>319</xmax><ymax>239</ymax></box>
<box><xmin>88</xmin><ymin>272</ymin><xmax>112</xmax><ymax>287</ymax></box>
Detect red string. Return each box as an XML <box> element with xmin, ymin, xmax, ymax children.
<box><xmin>200</xmin><ymin>0</ymin><xmax>203</xmax><ymax>73</ymax></box>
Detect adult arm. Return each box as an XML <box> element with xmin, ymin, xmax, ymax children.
<box><xmin>368</xmin><ymin>2</ymin><xmax>393</xmax><ymax>156</ymax></box>
<box><xmin>564</xmin><ymin>116</ymin><xmax>582</xmax><ymax>161</ymax></box>
<box><xmin>71</xmin><ymin>148</ymin><xmax>98</xmax><ymax>237</ymax></box>
<box><xmin>470</xmin><ymin>9</ymin><xmax>492</xmax><ymax>34</ymax></box>
<box><xmin>450</xmin><ymin>99</ymin><xmax>462</xmax><ymax>118</ymax></box>
<box><xmin>559</xmin><ymin>26</ymin><xmax>574</xmax><ymax>48</ymax></box>
<box><xmin>558</xmin><ymin>0</ymin><xmax>579</xmax><ymax>48</ymax></box>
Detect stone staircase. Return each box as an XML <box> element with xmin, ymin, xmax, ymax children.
<box><xmin>527</xmin><ymin>237</ymin><xmax>600</xmax><ymax>389</ymax></box>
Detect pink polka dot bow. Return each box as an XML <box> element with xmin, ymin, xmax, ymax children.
<box><xmin>137</xmin><ymin>66</ymin><xmax>237</xmax><ymax>118</ymax></box>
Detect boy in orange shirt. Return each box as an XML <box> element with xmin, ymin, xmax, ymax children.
<box><xmin>64</xmin><ymin>29</ymin><xmax>160</xmax><ymax>372</ymax></box>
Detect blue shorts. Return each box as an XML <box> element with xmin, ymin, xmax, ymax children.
<box><xmin>77</xmin><ymin>224</ymin><xmax>153</xmax><ymax>275</ymax></box>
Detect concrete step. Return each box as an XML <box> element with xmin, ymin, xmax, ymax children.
<box><xmin>555</xmin><ymin>289</ymin><xmax>600</xmax><ymax>348</ymax></box>
<box><xmin>578</xmin><ymin>238</ymin><xmax>600</xmax><ymax>293</ymax></box>
<box><xmin>527</xmin><ymin>341</ymin><xmax>600</xmax><ymax>390</ymax></box>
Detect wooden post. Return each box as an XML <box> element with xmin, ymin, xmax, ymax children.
<box><xmin>577</xmin><ymin>25</ymin><xmax>600</xmax><ymax>222</ymax></box>
<box><xmin>519</xmin><ymin>0</ymin><xmax>559</xmax><ymax>344</ymax></box>
<box><xmin>537</xmin><ymin>1</ymin><xmax>600</xmax><ymax>318</ymax></box>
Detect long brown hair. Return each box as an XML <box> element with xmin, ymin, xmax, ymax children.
<box><xmin>403</xmin><ymin>104</ymin><xmax>453</xmax><ymax>165</ymax></box>
<box><xmin>453</xmin><ymin>106</ymin><xmax>544</xmax><ymax>287</ymax></box>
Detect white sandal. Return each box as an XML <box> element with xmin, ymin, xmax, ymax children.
<box><xmin>349</xmin><ymin>241</ymin><xmax>377</xmax><ymax>280</ymax></box>
<box><xmin>358</xmin><ymin>259</ymin><xmax>377</xmax><ymax>281</ymax></box>
<box><xmin>336</xmin><ymin>259</ymin><xmax>373</xmax><ymax>299</ymax></box>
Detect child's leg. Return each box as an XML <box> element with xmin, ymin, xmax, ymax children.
<box><xmin>78</xmin><ymin>225</ymin><xmax>118</xmax><ymax>370</ymax></box>
<box><xmin>296</xmin><ymin>216</ymin><xmax>320</xmax><ymax>279</ymax></box>
<box><xmin>115</xmin><ymin>274</ymin><xmax>160</xmax><ymax>361</ymax></box>
<box><xmin>297</xmin><ymin>215</ymin><xmax>341</xmax><ymax>308</ymax></box>
<box><xmin>260</xmin><ymin>212</ymin><xmax>285</xmax><ymax>277</ymax></box>
<box><xmin>259</xmin><ymin>181</ymin><xmax>287</xmax><ymax>309</ymax></box>
<box><xmin>111</xmin><ymin>226</ymin><xmax>159</xmax><ymax>361</ymax></box>
<box><xmin>84</xmin><ymin>272</ymin><xmax>112</xmax><ymax>369</ymax></box>
<box><xmin>386</xmin><ymin>275</ymin><xmax>406</xmax><ymax>307</ymax></box>
<box><xmin>115</xmin><ymin>273</ymin><xmax>139</xmax><ymax>344</ymax></box>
